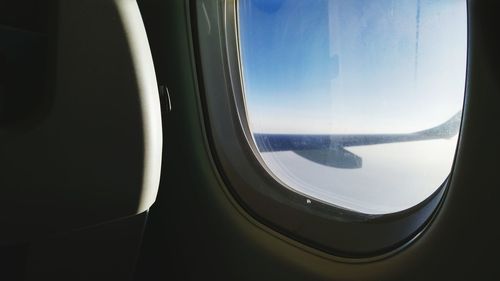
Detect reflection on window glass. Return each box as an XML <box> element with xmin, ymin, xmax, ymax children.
<box><xmin>238</xmin><ymin>0</ymin><xmax>467</xmax><ymax>214</ymax></box>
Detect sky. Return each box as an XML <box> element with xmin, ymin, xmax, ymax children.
<box><xmin>239</xmin><ymin>0</ymin><xmax>467</xmax><ymax>134</ymax></box>
<box><xmin>238</xmin><ymin>0</ymin><xmax>467</xmax><ymax>214</ymax></box>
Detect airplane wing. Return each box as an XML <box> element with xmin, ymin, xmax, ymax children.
<box><xmin>253</xmin><ymin>111</ymin><xmax>462</xmax><ymax>169</ymax></box>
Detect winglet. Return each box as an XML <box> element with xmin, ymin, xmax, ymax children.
<box><xmin>416</xmin><ymin>110</ymin><xmax>462</xmax><ymax>139</ymax></box>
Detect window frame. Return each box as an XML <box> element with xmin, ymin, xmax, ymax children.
<box><xmin>191</xmin><ymin>0</ymin><xmax>467</xmax><ymax>259</ymax></box>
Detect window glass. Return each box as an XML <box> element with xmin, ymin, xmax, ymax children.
<box><xmin>238</xmin><ymin>0</ymin><xmax>467</xmax><ymax>214</ymax></box>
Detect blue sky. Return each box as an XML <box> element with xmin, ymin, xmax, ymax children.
<box><xmin>238</xmin><ymin>0</ymin><xmax>467</xmax><ymax>134</ymax></box>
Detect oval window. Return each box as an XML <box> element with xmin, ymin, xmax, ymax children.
<box><xmin>238</xmin><ymin>0</ymin><xmax>467</xmax><ymax>215</ymax></box>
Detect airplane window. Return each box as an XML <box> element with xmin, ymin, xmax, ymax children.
<box><xmin>238</xmin><ymin>0</ymin><xmax>467</xmax><ymax>214</ymax></box>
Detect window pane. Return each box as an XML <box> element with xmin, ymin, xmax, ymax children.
<box><xmin>238</xmin><ymin>0</ymin><xmax>467</xmax><ymax>214</ymax></box>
